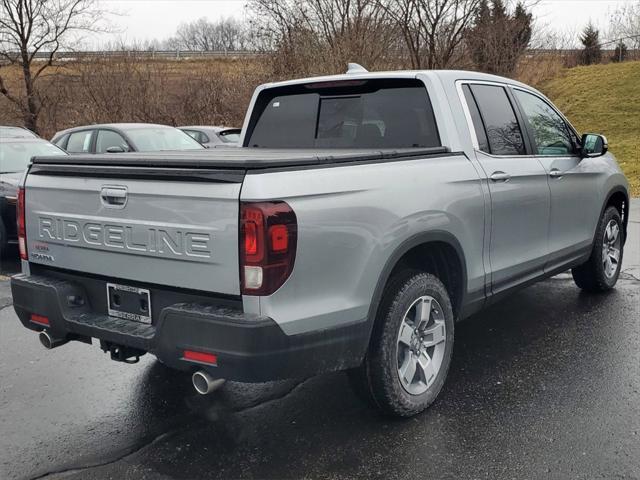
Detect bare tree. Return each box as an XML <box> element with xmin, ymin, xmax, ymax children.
<box><xmin>0</xmin><ymin>0</ymin><xmax>105</xmax><ymax>133</ymax></box>
<box><xmin>380</xmin><ymin>0</ymin><xmax>480</xmax><ymax>69</ymax></box>
<box><xmin>608</xmin><ymin>1</ymin><xmax>640</xmax><ymax>60</ymax></box>
<box><xmin>168</xmin><ymin>17</ymin><xmax>248</xmax><ymax>52</ymax></box>
<box><xmin>249</xmin><ymin>0</ymin><xmax>399</xmax><ymax>74</ymax></box>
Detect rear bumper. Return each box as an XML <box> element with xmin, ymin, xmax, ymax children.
<box><xmin>11</xmin><ymin>273</ymin><xmax>367</xmax><ymax>382</ymax></box>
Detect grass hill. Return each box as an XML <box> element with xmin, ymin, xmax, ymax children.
<box><xmin>541</xmin><ymin>61</ymin><xmax>640</xmax><ymax>197</ymax></box>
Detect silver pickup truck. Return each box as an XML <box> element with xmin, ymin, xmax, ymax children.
<box><xmin>11</xmin><ymin>68</ymin><xmax>629</xmax><ymax>417</ymax></box>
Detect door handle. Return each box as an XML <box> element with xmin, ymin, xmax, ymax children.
<box><xmin>490</xmin><ymin>171</ymin><xmax>511</xmax><ymax>182</ymax></box>
<box><xmin>549</xmin><ymin>169</ymin><xmax>563</xmax><ymax>179</ymax></box>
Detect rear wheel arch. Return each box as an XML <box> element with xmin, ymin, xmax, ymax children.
<box><xmin>366</xmin><ymin>232</ymin><xmax>468</xmax><ymax>335</ymax></box>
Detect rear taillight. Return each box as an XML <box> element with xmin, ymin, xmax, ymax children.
<box><xmin>240</xmin><ymin>201</ymin><xmax>297</xmax><ymax>295</ymax></box>
<box><xmin>17</xmin><ymin>187</ymin><xmax>27</xmax><ymax>260</ymax></box>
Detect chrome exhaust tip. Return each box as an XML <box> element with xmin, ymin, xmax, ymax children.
<box><xmin>39</xmin><ymin>331</ymin><xmax>68</xmax><ymax>349</ymax></box>
<box><xmin>192</xmin><ymin>370</ymin><xmax>225</xmax><ymax>395</ymax></box>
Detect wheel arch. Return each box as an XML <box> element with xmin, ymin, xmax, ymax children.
<box><xmin>364</xmin><ymin>231</ymin><xmax>468</xmax><ymax>344</ymax></box>
<box><xmin>601</xmin><ymin>186</ymin><xmax>629</xmax><ymax>244</ymax></box>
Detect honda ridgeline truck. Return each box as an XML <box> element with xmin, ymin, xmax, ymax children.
<box><xmin>11</xmin><ymin>67</ymin><xmax>629</xmax><ymax>416</ymax></box>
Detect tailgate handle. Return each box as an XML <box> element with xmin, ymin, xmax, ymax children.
<box><xmin>100</xmin><ymin>187</ymin><xmax>128</xmax><ymax>208</ymax></box>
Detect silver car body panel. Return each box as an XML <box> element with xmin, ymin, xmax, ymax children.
<box><xmin>24</xmin><ymin>174</ymin><xmax>241</xmax><ymax>294</ymax></box>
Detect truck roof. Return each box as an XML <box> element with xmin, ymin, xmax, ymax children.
<box><xmin>258</xmin><ymin>69</ymin><xmax>531</xmax><ymax>91</ymax></box>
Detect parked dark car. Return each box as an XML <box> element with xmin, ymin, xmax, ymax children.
<box><xmin>0</xmin><ymin>126</ymin><xmax>38</xmax><ymax>139</ymax></box>
<box><xmin>179</xmin><ymin>126</ymin><xmax>241</xmax><ymax>147</ymax></box>
<box><xmin>51</xmin><ymin>123</ymin><xmax>204</xmax><ymax>153</ymax></box>
<box><xmin>0</xmin><ymin>137</ymin><xmax>67</xmax><ymax>256</ymax></box>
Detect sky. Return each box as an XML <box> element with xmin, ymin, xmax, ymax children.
<box><xmin>94</xmin><ymin>0</ymin><xmax>634</xmax><ymax>47</ymax></box>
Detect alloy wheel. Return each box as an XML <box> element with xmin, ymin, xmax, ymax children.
<box><xmin>602</xmin><ymin>219</ymin><xmax>622</xmax><ymax>279</ymax></box>
<box><xmin>396</xmin><ymin>295</ymin><xmax>447</xmax><ymax>396</ymax></box>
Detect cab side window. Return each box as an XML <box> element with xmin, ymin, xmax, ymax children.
<box><xmin>467</xmin><ymin>84</ymin><xmax>526</xmax><ymax>156</ymax></box>
<box><xmin>513</xmin><ymin>89</ymin><xmax>575</xmax><ymax>156</ymax></box>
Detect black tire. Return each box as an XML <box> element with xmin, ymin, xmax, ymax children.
<box><xmin>572</xmin><ymin>206</ymin><xmax>624</xmax><ymax>292</ymax></box>
<box><xmin>348</xmin><ymin>271</ymin><xmax>454</xmax><ymax>417</ymax></box>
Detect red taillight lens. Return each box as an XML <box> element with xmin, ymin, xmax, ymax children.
<box><xmin>243</xmin><ymin>207</ymin><xmax>264</xmax><ymax>262</ymax></box>
<box><xmin>240</xmin><ymin>201</ymin><xmax>297</xmax><ymax>296</ymax></box>
<box><xmin>269</xmin><ymin>224</ymin><xmax>289</xmax><ymax>252</ymax></box>
<box><xmin>17</xmin><ymin>187</ymin><xmax>27</xmax><ymax>260</ymax></box>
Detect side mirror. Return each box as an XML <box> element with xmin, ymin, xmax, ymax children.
<box><xmin>105</xmin><ymin>145</ymin><xmax>127</xmax><ymax>154</ymax></box>
<box><xmin>580</xmin><ymin>133</ymin><xmax>608</xmax><ymax>158</ymax></box>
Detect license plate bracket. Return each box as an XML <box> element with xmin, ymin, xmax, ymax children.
<box><xmin>106</xmin><ymin>283</ymin><xmax>152</xmax><ymax>324</ymax></box>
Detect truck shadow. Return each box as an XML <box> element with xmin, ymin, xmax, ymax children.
<box><xmin>0</xmin><ymin>246</ymin><xmax>20</xmax><ymax>276</ymax></box>
<box><xmin>115</xmin><ymin>275</ymin><xmax>634</xmax><ymax>480</ymax></box>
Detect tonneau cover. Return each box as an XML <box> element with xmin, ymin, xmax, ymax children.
<box><xmin>30</xmin><ymin>147</ymin><xmax>449</xmax><ymax>169</ymax></box>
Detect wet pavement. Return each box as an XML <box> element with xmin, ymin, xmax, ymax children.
<box><xmin>0</xmin><ymin>200</ymin><xmax>638</xmax><ymax>480</ymax></box>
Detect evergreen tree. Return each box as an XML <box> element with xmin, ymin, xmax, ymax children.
<box><xmin>467</xmin><ymin>0</ymin><xmax>533</xmax><ymax>76</ymax></box>
<box><xmin>580</xmin><ymin>23</ymin><xmax>602</xmax><ymax>65</ymax></box>
<box><xmin>513</xmin><ymin>2</ymin><xmax>533</xmax><ymax>53</ymax></box>
<box><xmin>611</xmin><ymin>41</ymin><xmax>628</xmax><ymax>62</ymax></box>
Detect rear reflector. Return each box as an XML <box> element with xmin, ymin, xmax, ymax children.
<box><xmin>30</xmin><ymin>314</ymin><xmax>50</xmax><ymax>326</ymax></box>
<box><xmin>183</xmin><ymin>350</ymin><xmax>218</xmax><ymax>366</ymax></box>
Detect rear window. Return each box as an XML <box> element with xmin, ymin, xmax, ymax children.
<box><xmin>245</xmin><ymin>79</ymin><xmax>441</xmax><ymax>149</ymax></box>
<box><xmin>219</xmin><ymin>129</ymin><xmax>241</xmax><ymax>143</ymax></box>
<box><xmin>126</xmin><ymin>127</ymin><xmax>204</xmax><ymax>152</ymax></box>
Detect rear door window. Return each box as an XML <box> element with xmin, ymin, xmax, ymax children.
<box><xmin>66</xmin><ymin>130</ymin><xmax>93</xmax><ymax>153</ymax></box>
<box><xmin>469</xmin><ymin>84</ymin><xmax>525</xmax><ymax>156</ymax></box>
<box><xmin>96</xmin><ymin>130</ymin><xmax>130</xmax><ymax>153</ymax></box>
<box><xmin>246</xmin><ymin>79</ymin><xmax>440</xmax><ymax>149</ymax></box>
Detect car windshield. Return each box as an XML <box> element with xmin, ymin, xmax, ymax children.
<box><xmin>126</xmin><ymin>127</ymin><xmax>204</xmax><ymax>152</ymax></box>
<box><xmin>0</xmin><ymin>141</ymin><xmax>66</xmax><ymax>173</ymax></box>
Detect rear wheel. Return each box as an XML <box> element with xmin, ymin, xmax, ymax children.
<box><xmin>348</xmin><ymin>271</ymin><xmax>454</xmax><ymax>417</ymax></box>
<box><xmin>572</xmin><ymin>206</ymin><xmax>624</xmax><ymax>292</ymax></box>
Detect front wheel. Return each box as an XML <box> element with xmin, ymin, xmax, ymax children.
<box><xmin>348</xmin><ymin>271</ymin><xmax>454</xmax><ymax>417</ymax></box>
<box><xmin>572</xmin><ymin>206</ymin><xmax>624</xmax><ymax>292</ymax></box>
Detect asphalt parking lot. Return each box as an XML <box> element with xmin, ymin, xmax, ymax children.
<box><xmin>1</xmin><ymin>200</ymin><xmax>638</xmax><ymax>480</ymax></box>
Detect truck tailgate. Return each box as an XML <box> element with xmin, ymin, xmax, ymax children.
<box><xmin>24</xmin><ymin>170</ymin><xmax>241</xmax><ymax>295</ymax></box>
